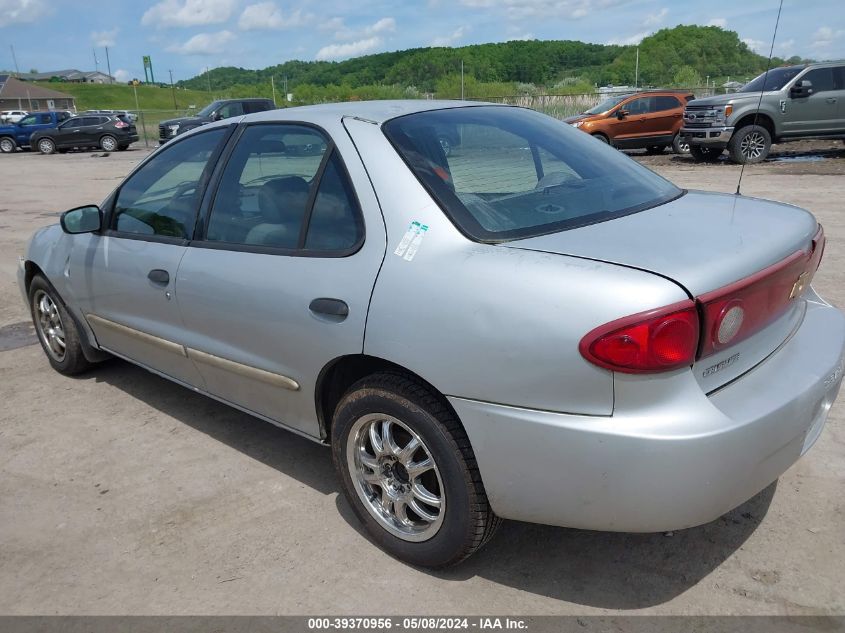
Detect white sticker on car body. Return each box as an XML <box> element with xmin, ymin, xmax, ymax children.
<box><xmin>403</xmin><ymin>224</ymin><xmax>429</xmax><ymax>261</ymax></box>
<box><xmin>394</xmin><ymin>221</ymin><xmax>421</xmax><ymax>257</ymax></box>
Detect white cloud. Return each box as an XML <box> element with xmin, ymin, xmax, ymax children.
<box><xmin>91</xmin><ymin>28</ymin><xmax>118</xmax><ymax>48</ymax></box>
<box><xmin>0</xmin><ymin>0</ymin><xmax>51</xmax><ymax>26</ymax></box>
<box><xmin>142</xmin><ymin>0</ymin><xmax>236</xmax><ymax>29</ymax></box>
<box><xmin>460</xmin><ymin>0</ymin><xmax>627</xmax><ymax>20</ymax></box>
<box><xmin>324</xmin><ymin>16</ymin><xmax>396</xmax><ymax>41</ymax></box>
<box><xmin>811</xmin><ymin>26</ymin><xmax>844</xmax><ymax>49</ymax></box>
<box><xmin>742</xmin><ymin>37</ymin><xmax>766</xmax><ymax>54</ymax></box>
<box><xmin>432</xmin><ymin>25</ymin><xmax>469</xmax><ymax>47</ymax></box>
<box><xmin>316</xmin><ymin>36</ymin><xmax>382</xmax><ymax>61</ymax></box>
<box><xmin>643</xmin><ymin>7</ymin><xmax>667</xmax><ymax>27</ymax></box>
<box><xmin>706</xmin><ymin>18</ymin><xmax>727</xmax><ymax>28</ymax></box>
<box><xmin>238</xmin><ymin>2</ymin><xmax>312</xmax><ymax>30</ymax></box>
<box><xmin>113</xmin><ymin>69</ymin><xmax>131</xmax><ymax>82</ymax></box>
<box><xmin>607</xmin><ymin>31</ymin><xmax>650</xmax><ymax>46</ymax></box>
<box><xmin>167</xmin><ymin>30</ymin><xmax>236</xmax><ymax>55</ymax></box>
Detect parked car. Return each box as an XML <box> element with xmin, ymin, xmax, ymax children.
<box><xmin>0</xmin><ymin>110</ymin><xmax>27</xmax><ymax>124</ymax></box>
<box><xmin>31</xmin><ymin>114</ymin><xmax>139</xmax><ymax>154</ymax></box>
<box><xmin>83</xmin><ymin>109</ymin><xmax>138</xmax><ymax>123</ymax></box>
<box><xmin>19</xmin><ymin>101</ymin><xmax>845</xmax><ymax>568</ymax></box>
<box><xmin>681</xmin><ymin>61</ymin><xmax>845</xmax><ymax>163</ymax></box>
<box><xmin>565</xmin><ymin>90</ymin><xmax>695</xmax><ymax>153</ymax></box>
<box><xmin>0</xmin><ymin>110</ymin><xmax>73</xmax><ymax>153</ymax></box>
<box><xmin>158</xmin><ymin>98</ymin><xmax>276</xmax><ymax>143</ymax></box>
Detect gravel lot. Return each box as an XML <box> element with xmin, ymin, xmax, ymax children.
<box><xmin>1</xmin><ymin>139</ymin><xmax>844</xmax><ymax>615</ymax></box>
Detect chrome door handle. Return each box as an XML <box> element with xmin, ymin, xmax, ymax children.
<box><xmin>309</xmin><ymin>298</ymin><xmax>349</xmax><ymax>318</ymax></box>
<box><xmin>148</xmin><ymin>269</ymin><xmax>170</xmax><ymax>285</ymax></box>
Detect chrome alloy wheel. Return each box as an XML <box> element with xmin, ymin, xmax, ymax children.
<box><xmin>347</xmin><ymin>413</ymin><xmax>445</xmax><ymax>542</ymax></box>
<box><xmin>33</xmin><ymin>290</ymin><xmax>66</xmax><ymax>361</ymax></box>
<box><xmin>101</xmin><ymin>136</ymin><xmax>117</xmax><ymax>151</ymax></box>
<box><xmin>740</xmin><ymin>131</ymin><xmax>766</xmax><ymax>160</ymax></box>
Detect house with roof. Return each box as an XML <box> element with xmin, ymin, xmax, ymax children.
<box><xmin>0</xmin><ymin>75</ymin><xmax>76</xmax><ymax>112</ymax></box>
<box><xmin>18</xmin><ymin>69</ymin><xmax>114</xmax><ymax>84</ymax></box>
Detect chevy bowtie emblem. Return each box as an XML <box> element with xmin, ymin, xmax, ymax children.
<box><xmin>790</xmin><ymin>272</ymin><xmax>810</xmax><ymax>299</ymax></box>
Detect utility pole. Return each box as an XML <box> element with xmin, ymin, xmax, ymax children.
<box><xmin>168</xmin><ymin>69</ymin><xmax>177</xmax><ymax>108</ymax></box>
<box><xmin>105</xmin><ymin>46</ymin><xmax>112</xmax><ymax>83</ymax></box>
<box><xmin>206</xmin><ymin>66</ymin><xmax>212</xmax><ymax>97</ymax></box>
<box><xmin>461</xmin><ymin>60</ymin><xmax>464</xmax><ymax>100</ymax></box>
<box><xmin>271</xmin><ymin>76</ymin><xmax>276</xmax><ymax>105</ymax></box>
<box><xmin>93</xmin><ymin>47</ymin><xmax>99</xmax><ymax>72</ymax></box>
<box><xmin>284</xmin><ymin>74</ymin><xmax>288</xmax><ymax>100</ymax></box>
<box><xmin>10</xmin><ymin>44</ymin><xmax>20</xmax><ymax>76</ymax></box>
<box><xmin>635</xmin><ymin>46</ymin><xmax>639</xmax><ymax>89</ymax></box>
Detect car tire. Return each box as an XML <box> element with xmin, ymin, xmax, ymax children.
<box><xmin>332</xmin><ymin>372</ymin><xmax>501</xmax><ymax>568</ymax></box>
<box><xmin>592</xmin><ymin>133</ymin><xmax>610</xmax><ymax>144</ymax></box>
<box><xmin>99</xmin><ymin>135</ymin><xmax>118</xmax><ymax>152</ymax></box>
<box><xmin>0</xmin><ymin>136</ymin><xmax>16</xmax><ymax>153</ymax></box>
<box><xmin>37</xmin><ymin>138</ymin><xmax>56</xmax><ymax>155</ymax></box>
<box><xmin>117</xmin><ymin>144</ymin><xmax>129</xmax><ymax>151</ymax></box>
<box><xmin>28</xmin><ymin>275</ymin><xmax>92</xmax><ymax>376</ymax></box>
<box><xmin>645</xmin><ymin>145</ymin><xmax>666</xmax><ymax>154</ymax></box>
<box><xmin>728</xmin><ymin>125</ymin><xmax>771</xmax><ymax>164</ymax></box>
<box><xmin>672</xmin><ymin>133</ymin><xmax>690</xmax><ymax>155</ymax></box>
<box><xmin>689</xmin><ymin>145</ymin><xmax>722</xmax><ymax>162</ymax></box>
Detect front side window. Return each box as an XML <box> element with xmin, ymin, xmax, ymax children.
<box><xmin>585</xmin><ymin>95</ymin><xmax>626</xmax><ymax>115</ymax></box>
<box><xmin>801</xmin><ymin>68</ymin><xmax>836</xmax><ymax>93</ymax></box>
<box><xmin>217</xmin><ymin>102</ymin><xmax>244</xmax><ymax>119</ymax></box>
<box><xmin>61</xmin><ymin>118</ymin><xmax>81</xmax><ymax>128</ymax></box>
<box><xmin>625</xmin><ymin>96</ymin><xmax>655</xmax><ymax>115</ymax></box>
<box><xmin>205</xmin><ymin>124</ymin><xmax>362</xmax><ymax>252</ymax></box>
<box><xmin>113</xmin><ymin>128</ymin><xmax>227</xmax><ymax>238</ymax></box>
<box><xmin>383</xmin><ymin>106</ymin><xmax>681</xmax><ymax>242</ymax></box>
<box><xmin>19</xmin><ymin>115</ymin><xmax>38</xmax><ymax>126</ymax></box>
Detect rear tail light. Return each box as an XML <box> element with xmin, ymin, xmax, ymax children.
<box><xmin>579</xmin><ymin>300</ymin><xmax>699</xmax><ymax>373</ymax></box>
<box><xmin>114</xmin><ymin>120</ymin><xmax>128</xmax><ymax>128</ymax></box>
<box><xmin>580</xmin><ymin>225</ymin><xmax>825</xmax><ymax>374</ymax></box>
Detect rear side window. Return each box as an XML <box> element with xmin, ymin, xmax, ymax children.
<box><xmin>39</xmin><ymin>114</ymin><xmax>51</xmax><ymax>124</ymax></box>
<box><xmin>80</xmin><ymin>117</ymin><xmax>100</xmax><ymax>126</ymax></box>
<box><xmin>655</xmin><ymin>96</ymin><xmax>681</xmax><ymax>111</ymax></box>
<box><xmin>113</xmin><ymin>128</ymin><xmax>227</xmax><ymax>239</ymax></box>
<box><xmin>205</xmin><ymin>124</ymin><xmax>362</xmax><ymax>253</ymax></box>
<box><xmin>383</xmin><ymin>106</ymin><xmax>681</xmax><ymax>242</ymax></box>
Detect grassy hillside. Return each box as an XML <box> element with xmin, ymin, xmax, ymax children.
<box><xmin>33</xmin><ymin>81</ymin><xmax>216</xmax><ymax>113</ymax></box>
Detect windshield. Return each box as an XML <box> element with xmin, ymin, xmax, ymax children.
<box><xmin>739</xmin><ymin>66</ymin><xmax>804</xmax><ymax>93</ymax></box>
<box><xmin>196</xmin><ymin>101</ymin><xmax>223</xmax><ymax>118</ymax></box>
<box><xmin>383</xmin><ymin>106</ymin><xmax>682</xmax><ymax>242</ymax></box>
<box><xmin>584</xmin><ymin>95</ymin><xmax>627</xmax><ymax>115</ymax></box>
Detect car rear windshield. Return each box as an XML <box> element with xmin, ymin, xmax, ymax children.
<box><xmin>739</xmin><ymin>65</ymin><xmax>803</xmax><ymax>92</ymax></box>
<box><xmin>382</xmin><ymin>106</ymin><xmax>682</xmax><ymax>242</ymax></box>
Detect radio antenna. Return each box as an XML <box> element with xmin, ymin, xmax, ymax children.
<box><xmin>736</xmin><ymin>0</ymin><xmax>784</xmax><ymax>196</ymax></box>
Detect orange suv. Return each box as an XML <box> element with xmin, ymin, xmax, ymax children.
<box><xmin>564</xmin><ymin>90</ymin><xmax>695</xmax><ymax>154</ymax></box>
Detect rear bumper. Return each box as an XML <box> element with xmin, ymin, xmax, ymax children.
<box><xmin>681</xmin><ymin>126</ymin><xmax>733</xmax><ymax>148</ymax></box>
<box><xmin>450</xmin><ymin>294</ymin><xmax>845</xmax><ymax>532</ymax></box>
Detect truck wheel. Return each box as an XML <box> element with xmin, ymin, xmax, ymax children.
<box><xmin>29</xmin><ymin>275</ymin><xmax>92</xmax><ymax>375</ymax></box>
<box><xmin>332</xmin><ymin>372</ymin><xmax>501</xmax><ymax>568</ymax></box>
<box><xmin>37</xmin><ymin>138</ymin><xmax>56</xmax><ymax>155</ymax></box>
<box><xmin>672</xmin><ymin>133</ymin><xmax>690</xmax><ymax>154</ymax></box>
<box><xmin>728</xmin><ymin>125</ymin><xmax>771</xmax><ymax>164</ymax></box>
<box><xmin>0</xmin><ymin>136</ymin><xmax>16</xmax><ymax>153</ymax></box>
<box><xmin>99</xmin><ymin>135</ymin><xmax>117</xmax><ymax>152</ymax></box>
<box><xmin>689</xmin><ymin>145</ymin><xmax>722</xmax><ymax>162</ymax></box>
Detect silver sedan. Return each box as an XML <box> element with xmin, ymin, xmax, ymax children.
<box><xmin>18</xmin><ymin>101</ymin><xmax>845</xmax><ymax>567</ymax></box>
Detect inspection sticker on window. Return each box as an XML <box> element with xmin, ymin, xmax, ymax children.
<box><xmin>394</xmin><ymin>221</ymin><xmax>429</xmax><ymax>260</ymax></box>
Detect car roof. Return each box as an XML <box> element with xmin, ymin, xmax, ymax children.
<box><xmin>243</xmin><ymin>99</ymin><xmax>501</xmax><ymax>125</ymax></box>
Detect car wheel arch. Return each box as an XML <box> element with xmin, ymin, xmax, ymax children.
<box><xmin>733</xmin><ymin>112</ymin><xmax>775</xmax><ymax>137</ymax></box>
<box><xmin>315</xmin><ymin>353</ymin><xmax>463</xmax><ymax>443</ymax></box>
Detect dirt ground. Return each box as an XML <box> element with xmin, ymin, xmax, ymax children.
<box><xmin>1</xmin><ymin>139</ymin><xmax>844</xmax><ymax>616</ymax></box>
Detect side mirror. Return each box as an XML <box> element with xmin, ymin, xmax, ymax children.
<box><xmin>60</xmin><ymin>205</ymin><xmax>102</xmax><ymax>234</ymax></box>
<box><xmin>790</xmin><ymin>79</ymin><xmax>813</xmax><ymax>98</ymax></box>
<box><xmin>211</xmin><ymin>111</ymin><xmax>224</xmax><ymax>121</ymax></box>
<box><xmin>616</xmin><ymin>109</ymin><xmax>629</xmax><ymax>119</ymax></box>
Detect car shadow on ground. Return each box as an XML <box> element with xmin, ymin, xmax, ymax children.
<box><xmin>89</xmin><ymin>357</ymin><xmax>774</xmax><ymax>609</ymax></box>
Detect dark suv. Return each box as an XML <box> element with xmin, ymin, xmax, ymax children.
<box><xmin>159</xmin><ymin>98</ymin><xmax>276</xmax><ymax>143</ymax></box>
<box><xmin>31</xmin><ymin>114</ymin><xmax>138</xmax><ymax>154</ymax></box>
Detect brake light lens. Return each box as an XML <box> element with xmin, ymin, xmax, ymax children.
<box><xmin>579</xmin><ymin>300</ymin><xmax>699</xmax><ymax>373</ymax></box>
<box><xmin>113</xmin><ymin>120</ymin><xmax>128</xmax><ymax>128</ymax></box>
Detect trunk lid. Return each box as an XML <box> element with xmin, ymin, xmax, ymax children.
<box><xmin>504</xmin><ymin>190</ymin><xmax>822</xmax><ymax>392</ymax></box>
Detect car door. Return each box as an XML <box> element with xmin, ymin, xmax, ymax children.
<box><xmin>55</xmin><ymin>117</ymin><xmax>84</xmax><ymax>147</ymax></box>
<box><xmin>649</xmin><ymin>95</ymin><xmax>683</xmax><ymax>138</ymax></box>
<box><xmin>15</xmin><ymin>113</ymin><xmax>51</xmax><ymax>145</ymax></box>
<box><xmin>78</xmin><ymin>116</ymin><xmax>106</xmax><ymax>146</ymax></box>
<box><xmin>69</xmin><ymin>126</ymin><xmax>232</xmax><ymax>387</ymax></box>
<box><xmin>174</xmin><ymin>121</ymin><xmax>385</xmax><ymax>437</ymax></box>
<box><xmin>781</xmin><ymin>67</ymin><xmax>840</xmax><ymax>135</ymax></box>
<box><xmin>608</xmin><ymin>96</ymin><xmax>648</xmax><ymax>143</ymax></box>
<box><xmin>832</xmin><ymin>65</ymin><xmax>845</xmax><ymax>128</ymax></box>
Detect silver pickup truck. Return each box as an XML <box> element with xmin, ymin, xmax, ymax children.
<box><xmin>681</xmin><ymin>62</ymin><xmax>845</xmax><ymax>164</ymax></box>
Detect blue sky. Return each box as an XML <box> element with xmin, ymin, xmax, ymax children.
<box><xmin>1</xmin><ymin>0</ymin><xmax>843</xmax><ymax>83</ymax></box>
